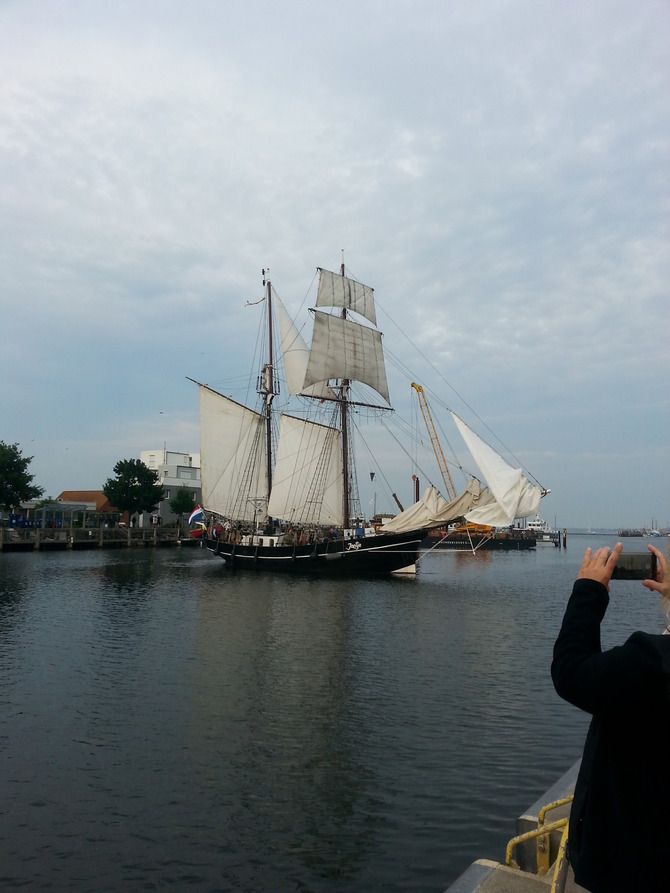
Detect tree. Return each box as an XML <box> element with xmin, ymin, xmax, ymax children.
<box><xmin>103</xmin><ymin>459</ymin><xmax>164</xmax><ymax>524</ymax></box>
<box><xmin>169</xmin><ymin>485</ymin><xmax>196</xmax><ymax>532</ymax></box>
<box><xmin>0</xmin><ymin>441</ymin><xmax>44</xmax><ymax>510</ymax></box>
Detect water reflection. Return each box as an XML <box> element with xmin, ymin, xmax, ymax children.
<box><xmin>98</xmin><ymin>552</ymin><xmax>158</xmax><ymax>594</ymax></box>
<box><xmin>187</xmin><ymin>575</ymin><xmax>380</xmax><ymax>884</ymax></box>
<box><xmin>2</xmin><ymin>542</ymin><xmax>658</xmax><ymax>890</ymax></box>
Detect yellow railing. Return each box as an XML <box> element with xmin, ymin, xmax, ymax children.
<box><xmin>505</xmin><ymin>795</ymin><xmax>573</xmax><ymax>890</ymax></box>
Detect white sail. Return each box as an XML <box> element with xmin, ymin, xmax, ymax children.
<box><xmin>316</xmin><ymin>267</ymin><xmax>377</xmax><ymax>325</ymax></box>
<box><xmin>274</xmin><ymin>295</ymin><xmax>336</xmax><ymax>400</ymax></box>
<box><xmin>452</xmin><ymin>413</ymin><xmax>541</xmax><ymax>525</ymax></box>
<box><xmin>304</xmin><ymin>310</ymin><xmax>390</xmax><ymax>404</ymax></box>
<box><xmin>267</xmin><ymin>414</ymin><xmax>343</xmax><ymax>526</ymax></box>
<box><xmin>380</xmin><ymin>480</ymin><xmax>494</xmax><ymax>533</ymax></box>
<box><xmin>199</xmin><ymin>385</ymin><xmax>268</xmax><ymax>523</ymax></box>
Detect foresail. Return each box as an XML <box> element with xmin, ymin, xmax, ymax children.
<box><xmin>199</xmin><ymin>385</ymin><xmax>268</xmax><ymax>523</ymax></box>
<box><xmin>274</xmin><ymin>294</ymin><xmax>335</xmax><ymax>400</ymax></box>
<box><xmin>451</xmin><ymin>413</ymin><xmax>541</xmax><ymax>525</ymax></box>
<box><xmin>267</xmin><ymin>414</ymin><xmax>343</xmax><ymax>526</ymax></box>
<box><xmin>317</xmin><ymin>267</ymin><xmax>377</xmax><ymax>326</ymax></box>
<box><xmin>304</xmin><ymin>310</ymin><xmax>390</xmax><ymax>404</ymax></box>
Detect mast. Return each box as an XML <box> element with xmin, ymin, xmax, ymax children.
<box><xmin>339</xmin><ymin>258</ymin><xmax>351</xmax><ymax>530</ymax></box>
<box><xmin>305</xmin><ymin>259</ymin><xmax>389</xmax><ymax>530</ymax></box>
<box><xmin>261</xmin><ymin>269</ymin><xmax>275</xmax><ymax>527</ymax></box>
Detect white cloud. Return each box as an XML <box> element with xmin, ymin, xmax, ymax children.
<box><xmin>0</xmin><ymin>0</ymin><xmax>668</xmax><ymax>525</ymax></box>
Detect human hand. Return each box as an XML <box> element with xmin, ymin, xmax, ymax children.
<box><xmin>577</xmin><ymin>542</ymin><xmax>623</xmax><ymax>590</ymax></box>
<box><xmin>642</xmin><ymin>545</ymin><xmax>669</xmax><ymax>598</ymax></box>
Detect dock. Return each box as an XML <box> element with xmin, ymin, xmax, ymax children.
<box><xmin>445</xmin><ymin>761</ymin><xmax>581</xmax><ymax>892</ymax></box>
<box><xmin>0</xmin><ymin>527</ymin><xmax>201</xmax><ymax>551</ymax></box>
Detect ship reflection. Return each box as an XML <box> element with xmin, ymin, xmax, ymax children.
<box><xmin>187</xmin><ymin>573</ymin><xmax>381</xmax><ymax>884</ymax></box>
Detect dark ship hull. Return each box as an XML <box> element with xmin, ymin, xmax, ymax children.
<box><xmin>203</xmin><ymin>529</ymin><xmax>424</xmax><ymax>574</ymax></box>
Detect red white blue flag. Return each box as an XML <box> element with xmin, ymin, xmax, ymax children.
<box><xmin>188</xmin><ymin>505</ymin><xmax>205</xmax><ymax>525</ymax></box>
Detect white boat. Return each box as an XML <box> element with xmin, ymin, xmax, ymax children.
<box><xmin>190</xmin><ymin>263</ymin><xmax>549</xmax><ymax>574</ymax></box>
<box><xmin>526</xmin><ymin>515</ymin><xmax>556</xmax><ymax>542</ymax></box>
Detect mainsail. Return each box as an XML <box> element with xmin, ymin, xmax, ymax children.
<box><xmin>198</xmin><ymin>385</ymin><xmax>268</xmax><ymax>523</ymax></box>
<box><xmin>267</xmin><ymin>414</ymin><xmax>343</xmax><ymax>526</ymax></box>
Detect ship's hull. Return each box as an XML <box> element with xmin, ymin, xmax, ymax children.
<box><xmin>203</xmin><ymin>530</ymin><xmax>424</xmax><ymax>575</ymax></box>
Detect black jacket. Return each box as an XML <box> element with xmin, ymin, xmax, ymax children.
<box><xmin>551</xmin><ymin>577</ymin><xmax>670</xmax><ymax>893</ymax></box>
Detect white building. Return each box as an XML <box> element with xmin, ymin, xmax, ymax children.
<box><xmin>139</xmin><ymin>449</ymin><xmax>201</xmax><ymax>525</ymax></box>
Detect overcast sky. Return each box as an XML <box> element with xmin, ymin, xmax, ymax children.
<box><xmin>1</xmin><ymin>0</ymin><xmax>668</xmax><ymax>529</ymax></box>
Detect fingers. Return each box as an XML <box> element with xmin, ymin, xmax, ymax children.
<box><xmin>578</xmin><ymin>547</ymin><xmax>593</xmax><ymax>577</ymax></box>
<box><xmin>608</xmin><ymin>541</ymin><xmax>623</xmax><ymax>568</ymax></box>
<box><xmin>647</xmin><ymin>544</ymin><xmax>667</xmax><ymax>578</ymax></box>
<box><xmin>577</xmin><ymin>543</ymin><xmax>622</xmax><ymax>588</ymax></box>
<box><xmin>590</xmin><ymin>545</ymin><xmax>620</xmax><ymax>567</ymax></box>
<box><xmin>645</xmin><ymin>544</ymin><xmax>670</xmax><ymax>598</ymax></box>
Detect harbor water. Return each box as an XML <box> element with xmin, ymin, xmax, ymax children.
<box><xmin>0</xmin><ymin>535</ymin><xmax>664</xmax><ymax>891</ymax></box>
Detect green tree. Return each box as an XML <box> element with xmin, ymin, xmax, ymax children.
<box><xmin>169</xmin><ymin>485</ymin><xmax>196</xmax><ymax>532</ymax></box>
<box><xmin>0</xmin><ymin>441</ymin><xmax>44</xmax><ymax>510</ymax></box>
<box><xmin>103</xmin><ymin>459</ymin><xmax>164</xmax><ymax>524</ymax></box>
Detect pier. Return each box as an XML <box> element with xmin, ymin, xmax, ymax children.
<box><xmin>445</xmin><ymin>762</ymin><xmax>580</xmax><ymax>892</ymax></box>
<box><xmin>0</xmin><ymin>527</ymin><xmax>200</xmax><ymax>551</ymax></box>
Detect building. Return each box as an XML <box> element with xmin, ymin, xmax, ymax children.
<box><xmin>139</xmin><ymin>449</ymin><xmax>201</xmax><ymax>525</ymax></box>
<box><xmin>12</xmin><ymin>492</ymin><xmax>121</xmax><ymax>528</ymax></box>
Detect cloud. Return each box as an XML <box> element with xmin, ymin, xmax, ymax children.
<box><xmin>0</xmin><ymin>0</ymin><xmax>668</xmax><ymax>525</ymax></box>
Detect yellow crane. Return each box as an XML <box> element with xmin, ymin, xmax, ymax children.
<box><xmin>411</xmin><ymin>382</ymin><xmax>458</xmax><ymax>502</ymax></box>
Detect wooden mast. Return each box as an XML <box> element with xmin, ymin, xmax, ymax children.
<box><xmin>339</xmin><ymin>256</ymin><xmax>350</xmax><ymax>531</ymax></box>
<box><xmin>262</xmin><ymin>269</ymin><xmax>274</xmax><ymax>528</ymax></box>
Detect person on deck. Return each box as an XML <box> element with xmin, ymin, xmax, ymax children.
<box><xmin>551</xmin><ymin>542</ymin><xmax>670</xmax><ymax>893</ymax></box>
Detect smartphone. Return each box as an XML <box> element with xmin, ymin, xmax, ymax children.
<box><xmin>611</xmin><ymin>552</ymin><xmax>657</xmax><ymax>581</ymax></box>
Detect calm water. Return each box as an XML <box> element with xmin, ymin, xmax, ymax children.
<box><xmin>0</xmin><ymin>536</ymin><xmax>665</xmax><ymax>892</ymax></box>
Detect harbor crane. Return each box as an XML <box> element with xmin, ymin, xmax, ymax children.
<box><xmin>411</xmin><ymin>382</ymin><xmax>458</xmax><ymax>502</ymax></box>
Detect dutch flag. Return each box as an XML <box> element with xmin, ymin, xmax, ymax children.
<box><xmin>188</xmin><ymin>505</ymin><xmax>205</xmax><ymax>525</ymax></box>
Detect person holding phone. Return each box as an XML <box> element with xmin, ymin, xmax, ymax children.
<box><xmin>551</xmin><ymin>543</ymin><xmax>669</xmax><ymax>892</ymax></box>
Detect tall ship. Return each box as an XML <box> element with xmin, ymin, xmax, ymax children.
<box><xmin>190</xmin><ymin>263</ymin><xmax>548</xmax><ymax>574</ymax></box>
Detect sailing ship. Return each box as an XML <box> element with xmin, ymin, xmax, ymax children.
<box><xmin>190</xmin><ymin>264</ymin><xmax>548</xmax><ymax>574</ymax></box>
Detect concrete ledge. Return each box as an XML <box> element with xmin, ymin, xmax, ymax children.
<box><xmin>444</xmin><ymin>761</ymin><xmax>581</xmax><ymax>892</ymax></box>
<box><xmin>445</xmin><ymin>860</ymin><xmax>552</xmax><ymax>892</ymax></box>
<box><xmin>443</xmin><ymin>860</ymin><xmax>496</xmax><ymax>892</ymax></box>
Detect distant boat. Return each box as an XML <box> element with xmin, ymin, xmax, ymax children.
<box><xmin>619</xmin><ymin>525</ymin><xmax>664</xmax><ymax>537</ymax></box>
<box><xmin>423</xmin><ymin>523</ymin><xmax>536</xmax><ymax>551</ymax></box>
<box><xmin>189</xmin><ymin>264</ymin><xmax>548</xmax><ymax>574</ymax></box>
<box><xmin>526</xmin><ymin>515</ymin><xmax>558</xmax><ymax>543</ymax></box>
